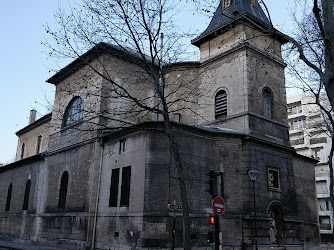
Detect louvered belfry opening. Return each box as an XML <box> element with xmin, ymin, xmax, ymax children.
<box><xmin>215</xmin><ymin>90</ymin><xmax>227</xmax><ymax>119</ymax></box>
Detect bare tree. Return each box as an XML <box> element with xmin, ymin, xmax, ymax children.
<box><xmin>264</xmin><ymin>0</ymin><xmax>334</xmax><ymax>239</ymax></box>
<box><xmin>43</xmin><ymin>0</ymin><xmax>210</xmax><ymax>249</ymax></box>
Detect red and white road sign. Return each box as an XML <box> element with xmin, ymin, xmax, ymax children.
<box><xmin>212</xmin><ymin>196</ymin><xmax>225</xmax><ymax>215</ymax></box>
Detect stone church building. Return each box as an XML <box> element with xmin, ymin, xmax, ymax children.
<box><xmin>0</xmin><ymin>0</ymin><xmax>320</xmax><ymax>249</ymax></box>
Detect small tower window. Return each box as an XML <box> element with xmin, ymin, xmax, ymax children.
<box><xmin>36</xmin><ymin>136</ymin><xmax>42</xmax><ymax>154</ymax></box>
<box><xmin>21</xmin><ymin>143</ymin><xmax>25</xmax><ymax>160</ymax></box>
<box><xmin>58</xmin><ymin>171</ymin><xmax>69</xmax><ymax>209</ymax></box>
<box><xmin>22</xmin><ymin>179</ymin><xmax>31</xmax><ymax>211</ymax></box>
<box><xmin>119</xmin><ymin>139</ymin><xmax>127</xmax><ymax>154</ymax></box>
<box><xmin>224</xmin><ymin>0</ymin><xmax>231</xmax><ymax>9</ymax></box>
<box><xmin>215</xmin><ymin>90</ymin><xmax>227</xmax><ymax>119</ymax></box>
<box><xmin>63</xmin><ymin>97</ymin><xmax>84</xmax><ymax>127</ymax></box>
<box><xmin>5</xmin><ymin>184</ymin><xmax>12</xmax><ymax>212</ymax></box>
<box><xmin>263</xmin><ymin>88</ymin><xmax>273</xmax><ymax>119</ymax></box>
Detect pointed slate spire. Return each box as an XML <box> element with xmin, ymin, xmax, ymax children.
<box><xmin>192</xmin><ymin>0</ymin><xmax>272</xmax><ymax>46</ymax></box>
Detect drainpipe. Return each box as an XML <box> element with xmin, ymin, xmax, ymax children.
<box><xmin>91</xmin><ymin>137</ymin><xmax>105</xmax><ymax>249</ymax></box>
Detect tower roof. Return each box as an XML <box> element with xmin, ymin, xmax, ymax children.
<box><xmin>192</xmin><ymin>0</ymin><xmax>275</xmax><ymax>46</ymax></box>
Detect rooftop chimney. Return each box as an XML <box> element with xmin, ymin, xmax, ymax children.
<box><xmin>29</xmin><ymin>110</ymin><xmax>37</xmax><ymax>124</ymax></box>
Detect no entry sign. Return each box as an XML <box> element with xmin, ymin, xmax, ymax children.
<box><xmin>212</xmin><ymin>196</ymin><xmax>225</xmax><ymax>215</ymax></box>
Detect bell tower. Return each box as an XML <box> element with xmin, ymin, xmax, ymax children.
<box><xmin>192</xmin><ymin>0</ymin><xmax>290</xmax><ymax>146</ymax></box>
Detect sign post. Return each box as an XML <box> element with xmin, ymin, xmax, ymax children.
<box><xmin>168</xmin><ymin>204</ymin><xmax>182</xmax><ymax>250</ymax></box>
<box><xmin>212</xmin><ymin>196</ymin><xmax>225</xmax><ymax>250</ymax></box>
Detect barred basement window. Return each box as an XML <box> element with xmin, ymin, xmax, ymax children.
<box><xmin>58</xmin><ymin>171</ymin><xmax>69</xmax><ymax>209</ymax></box>
<box><xmin>63</xmin><ymin>97</ymin><xmax>84</xmax><ymax>127</ymax></box>
<box><xmin>5</xmin><ymin>183</ymin><xmax>12</xmax><ymax>211</ymax></box>
<box><xmin>22</xmin><ymin>179</ymin><xmax>31</xmax><ymax>211</ymax></box>
<box><xmin>215</xmin><ymin>90</ymin><xmax>227</xmax><ymax>119</ymax></box>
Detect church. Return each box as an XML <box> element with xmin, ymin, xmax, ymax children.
<box><xmin>0</xmin><ymin>0</ymin><xmax>320</xmax><ymax>249</ymax></box>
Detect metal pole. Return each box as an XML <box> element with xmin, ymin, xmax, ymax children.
<box><xmin>252</xmin><ymin>180</ymin><xmax>258</xmax><ymax>250</ymax></box>
<box><xmin>172</xmin><ymin>211</ymin><xmax>175</xmax><ymax>250</ymax></box>
<box><xmin>215</xmin><ymin>215</ymin><xmax>220</xmax><ymax>250</ymax></box>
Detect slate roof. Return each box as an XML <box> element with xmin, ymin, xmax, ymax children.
<box><xmin>192</xmin><ymin>0</ymin><xmax>275</xmax><ymax>46</ymax></box>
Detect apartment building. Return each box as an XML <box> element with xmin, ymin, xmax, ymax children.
<box><xmin>288</xmin><ymin>94</ymin><xmax>333</xmax><ymax>240</ymax></box>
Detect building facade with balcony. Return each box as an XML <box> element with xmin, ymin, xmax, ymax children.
<box><xmin>288</xmin><ymin>94</ymin><xmax>334</xmax><ymax>240</ymax></box>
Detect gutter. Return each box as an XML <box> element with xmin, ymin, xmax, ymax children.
<box><xmin>91</xmin><ymin>136</ymin><xmax>105</xmax><ymax>249</ymax></box>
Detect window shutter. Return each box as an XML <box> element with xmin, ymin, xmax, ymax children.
<box><xmin>215</xmin><ymin>91</ymin><xmax>227</xmax><ymax>118</ymax></box>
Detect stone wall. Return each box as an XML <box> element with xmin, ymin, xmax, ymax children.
<box><xmin>0</xmin><ymin>158</ymin><xmax>44</xmax><ymax>243</ymax></box>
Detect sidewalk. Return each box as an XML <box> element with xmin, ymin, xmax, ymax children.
<box><xmin>0</xmin><ymin>240</ymin><xmax>64</xmax><ymax>250</ymax></box>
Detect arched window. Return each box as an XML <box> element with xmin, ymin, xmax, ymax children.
<box><xmin>22</xmin><ymin>180</ymin><xmax>31</xmax><ymax>211</ymax></box>
<box><xmin>5</xmin><ymin>184</ymin><xmax>12</xmax><ymax>211</ymax></box>
<box><xmin>263</xmin><ymin>88</ymin><xmax>273</xmax><ymax>119</ymax></box>
<box><xmin>21</xmin><ymin>143</ymin><xmax>25</xmax><ymax>160</ymax></box>
<box><xmin>58</xmin><ymin>171</ymin><xmax>69</xmax><ymax>209</ymax></box>
<box><xmin>63</xmin><ymin>97</ymin><xmax>84</xmax><ymax>127</ymax></box>
<box><xmin>215</xmin><ymin>90</ymin><xmax>227</xmax><ymax>119</ymax></box>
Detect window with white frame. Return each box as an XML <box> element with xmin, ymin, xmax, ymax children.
<box><xmin>173</xmin><ymin>113</ymin><xmax>182</xmax><ymax>122</ymax></box>
<box><xmin>291</xmin><ymin>119</ymin><xmax>306</xmax><ymax>130</ymax></box>
<box><xmin>319</xmin><ymin>216</ymin><xmax>331</xmax><ymax>230</ymax></box>
<box><xmin>318</xmin><ymin>198</ymin><xmax>330</xmax><ymax>211</ymax></box>
<box><xmin>312</xmin><ymin>147</ymin><xmax>323</xmax><ymax>161</ymax></box>
<box><xmin>288</xmin><ymin>105</ymin><xmax>302</xmax><ymax>115</ymax></box>
<box><xmin>316</xmin><ymin>180</ymin><xmax>328</xmax><ymax>196</ymax></box>
<box><xmin>119</xmin><ymin>139</ymin><xmax>127</xmax><ymax>154</ymax></box>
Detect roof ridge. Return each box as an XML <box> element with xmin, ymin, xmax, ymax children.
<box><xmin>192</xmin><ymin>0</ymin><xmax>271</xmax><ymax>46</ymax></box>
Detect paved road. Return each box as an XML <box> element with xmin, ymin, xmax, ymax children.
<box><xmin>0</xmin><ymin>241</ymin><xmax>64</xmax><ymax>250</ymax></box>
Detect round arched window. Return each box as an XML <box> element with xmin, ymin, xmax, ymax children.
<box><xmin>263</xmin><ymin>88</ymin><xmax>273</xmax><ymax>119</ymax></box>
<box><xmin>63</xmin><ymin>97</ymin><xmax>84</xmax><ymax>127</ymax></box>
<box><xmin>215</xmin><ymin>90</ymin><xmax>227</xmax><ymax>119</ymax></box>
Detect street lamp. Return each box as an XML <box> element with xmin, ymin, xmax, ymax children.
<box><xmin>248</xmin><ymin>169</ymin><xmax>259</xmax><ymax>250</ymax></box>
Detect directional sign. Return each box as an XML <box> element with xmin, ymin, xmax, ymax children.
<box><xmin>170</xmin><ymin>205</ymin><xmax>182</xmax><ymax>211</ymax></box>
<box><xmin>212</xmin><ymin>196</ymin><xmax>225</xmax><ymax>215</ymax></box>
<box><xmin>168</xmin><ymin>204</ymin><xmax>182</xmax><ymax>212</ymax></box>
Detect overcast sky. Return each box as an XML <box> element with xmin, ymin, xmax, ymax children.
<box><xmin>0</xmin><ymin>0</ymin><xmax>301</xmax><ymax>164</ymax></box>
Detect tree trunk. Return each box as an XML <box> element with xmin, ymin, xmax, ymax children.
<box><xmin>170</xmin><ymin>135</ymin><xmax>191</xmax><ymax>250</ymax></box>
<box><xmin>329</xmin><ymin>135</ymin><xmax>334</xmax><ymax>242</ymax></box>
<box><xmin>163</xmin><ymin>118</ymin><xmax>191</xmax><ymax>250</ymax></box>
<box><xmin>322</xmin><ymin>0</ymin><xmax>334</xmax><ymax>109</ymax></box>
